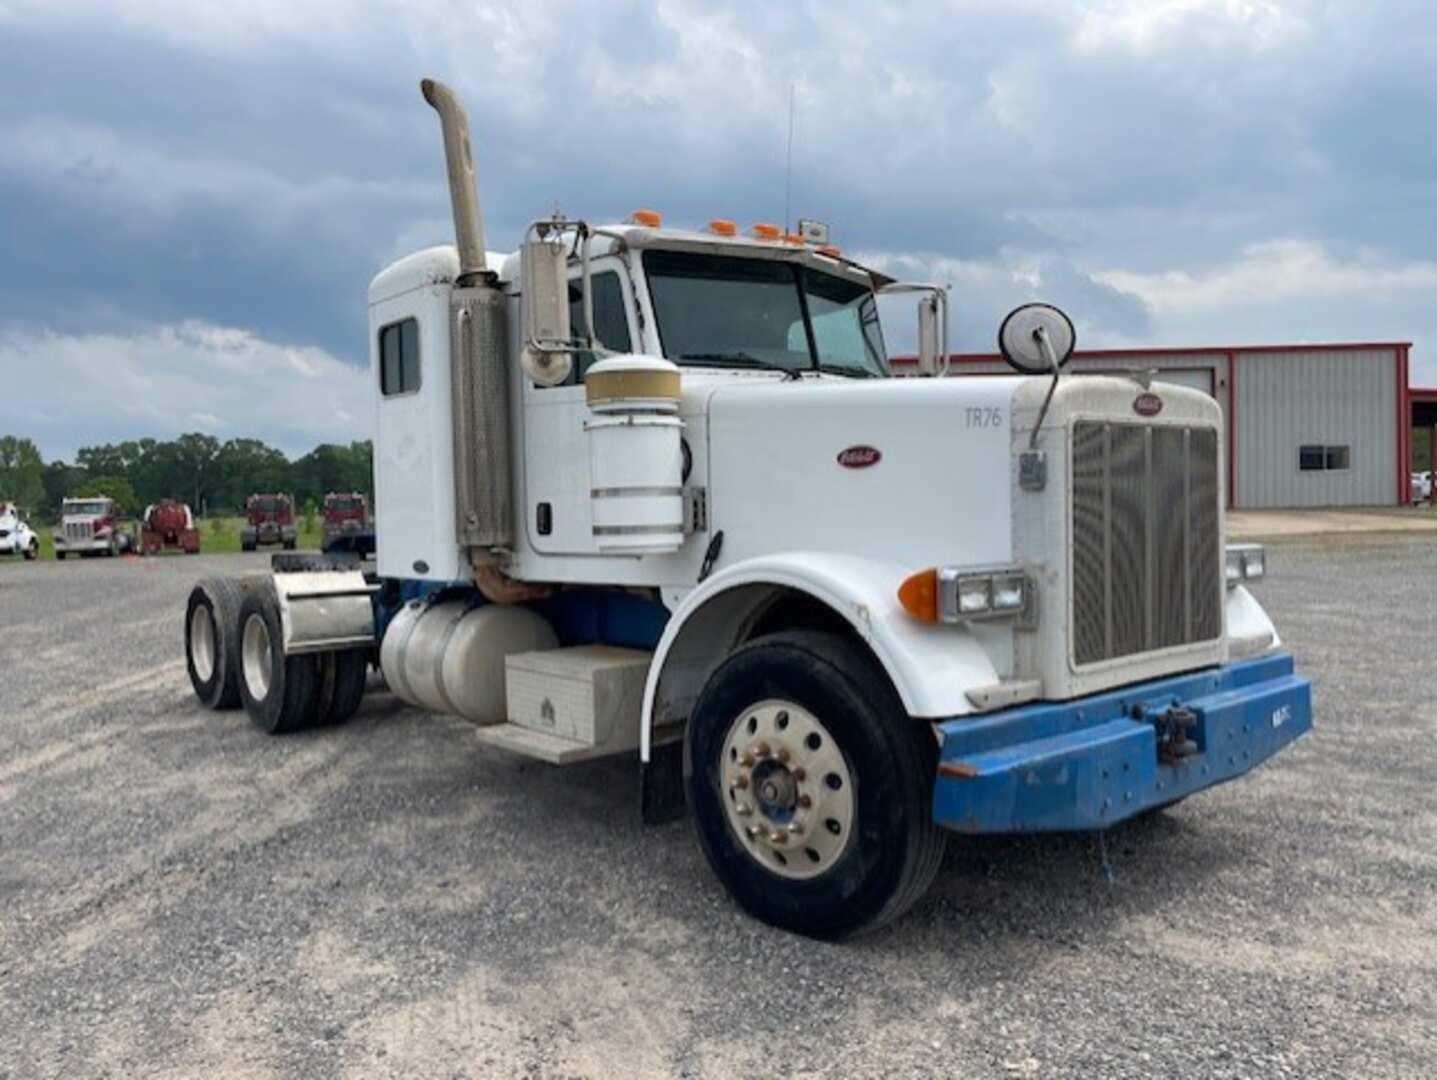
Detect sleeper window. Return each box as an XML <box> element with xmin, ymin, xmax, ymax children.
<box><xmin>380</xmin><ymin>318</ymin><xmax>421</xmax><ymax>396</ymax></box>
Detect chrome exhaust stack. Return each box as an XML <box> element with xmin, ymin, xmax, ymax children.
<box><xmin>420</xmin><ymin>77</ymin><xmax>513</xmax><ymax>562</ymax></box>
<box><xmin>420</xmin><ymin>77</ymin><xmax>488</xmax><ymax>284</ymax></box>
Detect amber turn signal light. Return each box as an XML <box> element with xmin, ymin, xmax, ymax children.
<box><xmin>897</xmin><ymin>568</ymin><xmax>938</xmax><ymax>622</ymax></box>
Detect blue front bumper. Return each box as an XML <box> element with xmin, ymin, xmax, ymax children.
<box><xmin>932</xmin><ymin>652</ymin><xmax>1311</xmax><ymax>833</ymax></box>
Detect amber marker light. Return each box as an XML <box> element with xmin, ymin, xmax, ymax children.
<box><xmin>750</xmin><ymin>222</ymin><xmax>781</xmax><ymax>240</ymax></box>
<box><xmin>897</xmin><ymin>568</ymin><xmax>939</xmax><ymax>623</ymax></box>
<box><xmin>630</xmin><ymin>208</ymin><xmax>663</xmax><ymax>227</ymax></box>
<box><xmin>707</xmin><ymin>218</ymin><xmax>737</xmax><ymax>236</ymax></box>
<box><xmin>818</xmin><ymin>244</ymin><xmax>842</xmax><ymax>258</ymax></box>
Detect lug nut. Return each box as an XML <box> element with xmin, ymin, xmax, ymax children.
<box><xmin>735</xmin><ymin>802</ymin><xmax>753</xmax><ymax>817</ymax></box>
<box><xmin>776</xmin><ymin>747</ymin><xmax>791</xmax><ymax>764</ymax></box>
<box><xmin>740</xmin><ymin>752</ymin><xmax>755</xmax><ymax>767</ymax></box>
<box><xmin>746</xmin><ymin>825</ymin><xmax>762</xmax><ymax>839</ymax></box>
<box><xmin>735</xmin><ymin>775</ymin><xmax>749</xmax><ymax>790</ymax></box>
<box><xmin>769</xmin><ymin>830</ymin><xmax>788</xmax><ymax>846</ymax></box>
<box><xmin>788</xmin><ymin>821</ymin><xmax>804</xmax><ymax>836</ymax></box>
<box><xmin>756</xmin><ymin>741</ymin><xmax>771</xmax><ymax>757</ymax></box>
<box><xmin>798</xmin><ymin>794</ymin><xmax>812</xmax><ymax>809</ymax></box>
<box><xmin>793</xmin><ymin>767</ymin><xmax>807</xmax><ymax>782</ymax></box>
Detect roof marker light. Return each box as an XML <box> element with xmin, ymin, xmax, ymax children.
<box><xmin>750</xmin><ymin>222</ymin><xmax>780</xmax><ymax>240</ymax></box>
<box><xmin>630</xmin><ymin>208</ymin><xmax>663</xmax><ymax>227</ymax></box>
<box><xmin>818</xmin><ymin>244</ymin><xmax>842</xmax><ymax>258</ymax></box>
<box><xmin>707</xmin><ymin>218</ymin><xmax>737</xmax><ymax>236</ymax></box>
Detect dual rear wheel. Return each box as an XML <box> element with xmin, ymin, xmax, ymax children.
<box><xmin>186</xmin><ymin>576</ymin><xmax>366</xmax><ymax>732</ymax></box>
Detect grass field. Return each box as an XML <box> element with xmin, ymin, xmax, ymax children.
<box><xmin>11</xmin><ymin>516</ymin><xmax>324</xmax><ymax>562</ymax></box>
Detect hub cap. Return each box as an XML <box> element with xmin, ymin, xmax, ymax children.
<box><xmin>241</xmin><ymin>613</ymin><xmax>273</xmax><ymax>701</ymax></box>
<box><xmin>190</xmin><ymin>605</ymin><xmax>216</xmax><ymax>683</ymax></box>
<box><xmin>720</xmin><ymin>699</ymin><xmax>855</xmax><ymax>880</ymax></box>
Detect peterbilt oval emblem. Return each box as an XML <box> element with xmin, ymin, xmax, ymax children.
<box><xmin>837</xmin><ymin>445</ymin><xmax>882</xmax><ymax>469</ymax></box>
<box><xmin>1133</xmin><ymin>392</ymin><xmax>1163</xmax><ymax>417</ymax></box>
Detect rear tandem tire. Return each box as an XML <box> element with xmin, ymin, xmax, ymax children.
<box><xmin>186</xmin><ymin>576</ymin><xmax>250</xmax><ymax>710</ymax></box>
<box><xmin>314</xmin><ymin>650</ymin><xmax>369</xmax><ymax>726</ymax></box>
<box><xmin>687</xmin><ymin>630</ymin><xmax>946</xmax><ymax>940</ymax></box>
<box><xmin>237</xmin><ymin>584</ymin><xmax>319</xmax><ymax>735</ymax></box>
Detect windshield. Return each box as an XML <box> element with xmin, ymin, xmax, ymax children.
<box><xmin>643</xmin><ymin>250</ymin><xmax>887</xmax><ymax>378</ymax></box>
<box><xmin>64</xmin><ymin>500</ymin><xmax>108</xmax><ymax>516</ymax></box>
<box><xmin>253</xmin><ymin>497</ymin><xmax>287</xmax><ymax>513</ymax></box>
<box><xmin>327</xmin><ymin>497</ymin><xmax>362</xmax><ymax>512</ymax></box>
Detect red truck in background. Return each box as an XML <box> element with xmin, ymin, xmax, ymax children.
<box><xmin>320</xmin><ymin>491</ymin><xmax>373</xmax><ymax>554</ymax></box>
<box><xmin>53</xmin><ymin>496</ymin><xmax>134</xmax><ymax>558</ymax></box>
<box><xmin>241</xmin><ymin>493</ymin><xmax>297</xmax><ymax>552</ymax></box>
<box><xmin>141</xmin><ymin>500</ymin><xmax>200</xmax><ymax>555</ymax></box>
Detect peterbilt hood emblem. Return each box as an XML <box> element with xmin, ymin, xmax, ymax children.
<box><xmin>1133</xmin><ymin>392</ymin><xmax>1163</xmax><ymax>417</ymax></box>
<box><xmin>837</xmin><ymin>445</ymin><xmax>882</xmax><ymax>469</ymax></box>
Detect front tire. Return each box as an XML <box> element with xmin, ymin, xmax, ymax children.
<box><xmin>23</xmin><ymin>539</ymin><xmax>37</xmax><ymax>561</ymax></box>
<box><xmin>237</xmin><ymin>585</ymin><xmax>319</xmax><ymax>734</ymax></box>
<box><xmin>687</xmin><ymin>630</ymin><xmax>945</xmax><ymax>939</ymax></box>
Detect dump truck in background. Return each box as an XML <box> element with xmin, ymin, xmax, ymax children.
<box><xmin>181</xmin><ymin>78</ymin><xmax>1312</xmax><ymax>940</ymax></box>
<box><xmin>320</xmin><ymin>491</ymin><xmax>374</xmax><ymax>555</ymax></box>
<box><xmin>240</xmin><ymin>493</ymin><xmax>297</xmax><ymax>551</ymax></box>
<box><xmin>141</xmin><ymin>500</ymin><xmax>200</xmax><ymax>555</ymax></box>
<box><xmin>54</xmin><ymin>496</ymin><xmax>133</xmax><ymax>558</ymax></box>
<box><xmin>0</xmin><ymin>501</ymin><xmax>39</xmax><ymax>560</ymax></box>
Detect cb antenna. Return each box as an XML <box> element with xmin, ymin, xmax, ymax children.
<box><xmin>783</xmin><ymin>83</ymin><xmax>795</xmax><ymax>232</ymax></box>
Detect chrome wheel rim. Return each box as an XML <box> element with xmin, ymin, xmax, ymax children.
<box><xmin>190</xmin><ymin>605</ymin><xmax>216</xmax><ymax>683</ymax></box>
<box><xmin>241</xmin><ymin>613</ymin><xmax>273</xmax><ymax>701</ymax></box>
<box><xmin>720</xmin><ymin>699</ymin><xmax>855</xmax><ymax>880</ymax></box>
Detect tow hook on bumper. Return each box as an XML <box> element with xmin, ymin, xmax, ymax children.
<box><xmin>1141</xmin><ymin>704</ymin><xmax>1199</xmax><ymax>763</ymax></box>
<box><xmin>931</xmin><ymin>652</ymin><xmax>1312</xmax><ymax>834</ymax></box>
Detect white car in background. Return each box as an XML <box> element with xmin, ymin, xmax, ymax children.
<box><xmin>0</xmin><ymin>502</ymin><xmax>40</xmax><ymax>560</ymax></box>
<box><xmin>1412</xmin><ymin>471</ymin><xmax>1431</xmax><ymax>504</ymax></box>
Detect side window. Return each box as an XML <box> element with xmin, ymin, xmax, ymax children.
<box><xmin>1299</xmin><ymin>444</ymin><xmax>1351</xmax><ymax>472</ymax></box>
<box><xmin>565</xmin><ymin>271</ymin><xmax>633</xmax><ymax>382</ymax></box>
<box><xmin>379</xmin><ymin>318</ymin><xmax>420</xmax><ymax>396</ymax></box>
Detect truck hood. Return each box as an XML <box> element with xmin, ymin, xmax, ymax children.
<box><xmin>699</xmin><ymin>373</ymin><xmax>1027</xmax><ymax>570</ymax></box>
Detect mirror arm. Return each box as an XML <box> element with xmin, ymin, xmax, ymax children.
<box><xmin>1029</xmin><ymin>326</ymin><xmax>1063</xmax><ymax>451</ymax></box>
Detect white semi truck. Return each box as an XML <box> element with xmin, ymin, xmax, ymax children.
<box><xmin>183</xmin><ymin>79</ymin><xmax>1311</xmax><ymax>938</ymax></box>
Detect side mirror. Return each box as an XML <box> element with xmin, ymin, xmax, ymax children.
<box><xmin>917</xmin><ymin>294</ymin><xmax>942</xmax><ymax>377</ymax></box>
<box><xmin>520</xmin><ymin>237</ymin><xmax>572</xmax><ymax>386</ymax></box>
<box><xmin>998</xmin><ymin>302</ymin><xmax>1075</xmax><ymax>376</ymax></box>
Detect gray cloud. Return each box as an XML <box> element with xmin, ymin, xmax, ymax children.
<box><xmin>3</xmin><ymin>0</ymin><xmax>1435</xmax><ymax>456</ymax></box>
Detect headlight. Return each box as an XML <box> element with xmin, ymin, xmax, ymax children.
<box><xmin>1225</xmin><ymin>543</ymin><xmax>1265</xmax><ymax>587</ymax></box>
<box><xmin>901</xmin><ymin>566</ymin><xmax>1033</xmax><ymax>623</ymax></box>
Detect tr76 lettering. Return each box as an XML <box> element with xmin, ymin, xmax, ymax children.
<box><xmin>965</xmin><ymin>406</ymin><xmax>1003</xmax><ymax>429</ymax></box>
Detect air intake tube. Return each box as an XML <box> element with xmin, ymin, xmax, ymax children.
<box><xmin>420</xmin><ymin>77</ymin><xmax>487</xmax><ymax>284</ymax></box>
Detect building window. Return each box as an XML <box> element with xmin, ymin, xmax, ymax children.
<box><xmin>1299</xmin><ymin>444</ymin><xmax>1350</xmax><ymax>472</ymax></box>
<box><xmin>379</xmin><ymin>318</ymin><xmax>420</xmax><ymax>396</ymax></box>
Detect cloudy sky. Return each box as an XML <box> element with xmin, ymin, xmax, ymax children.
<box><xmin>3</xmin><ymin>0</ymin><xmax>1434</xmax><ymax>460</ymax></box>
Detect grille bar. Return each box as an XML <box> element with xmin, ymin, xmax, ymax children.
<box><xmin>1072</xmin><ymin>421</ymin><xmax>1220</xmax><ymax>666</ymax></box>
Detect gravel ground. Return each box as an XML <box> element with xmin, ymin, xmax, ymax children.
<box><xmin>1</xmin><ymin>541</ymin><xmax>1433</xmax><ymax>1078</ymax></box>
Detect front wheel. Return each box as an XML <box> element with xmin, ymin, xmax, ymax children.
<box><xmin>687</xmin><ymin>630</ymin><xmax>945</xmax><ymax>940</ymax></box>
<box><xmin>23</xmin><ymin>539</ymin><xmax>38</xmax><ymax>561</ymax></box>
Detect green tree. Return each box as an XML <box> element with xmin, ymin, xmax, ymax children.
<box><xmin>0</xmin><ymin>435</ymin><xmax>46</xmax><ymax>514</ymax></box>
<box><xmin>42</xmin><ymin>460</ymin><xmax>75</xmax><ymax>521</ymax></box>
<box><xmin>68</xmin><ymin>474</ymin><xmax>138</xmax><ymax>516</ymax></box>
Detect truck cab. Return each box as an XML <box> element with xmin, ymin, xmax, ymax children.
<box><xmin>186</xmin><ymin>78</ymin><xmax>1311</xmax><ymax>940</ymax></box>
<box><xmin>54</xmin><ymin>496</ymin><xmax>131</xmax><ymax>558</ymax></box>
<box><xmin>241</xmin><ymin>494</ymin><xmax>297</xmax><ymax>551</ymax></box>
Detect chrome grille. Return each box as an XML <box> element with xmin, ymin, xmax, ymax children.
<box><xmin>1072</xmin><ymin>422</ymin><xmax>1220</xmax><ymax>665</ymax></box>
<box><xmin>64</xmin><ymin>522</ymin><xmax>93</xmax><ymax>541</ymax></box>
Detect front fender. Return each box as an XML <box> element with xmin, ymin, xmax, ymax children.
<box><xmin>639</xmin><ymin>552</ymin><xmax>1002</xmax><ymax>761</ymax></box>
